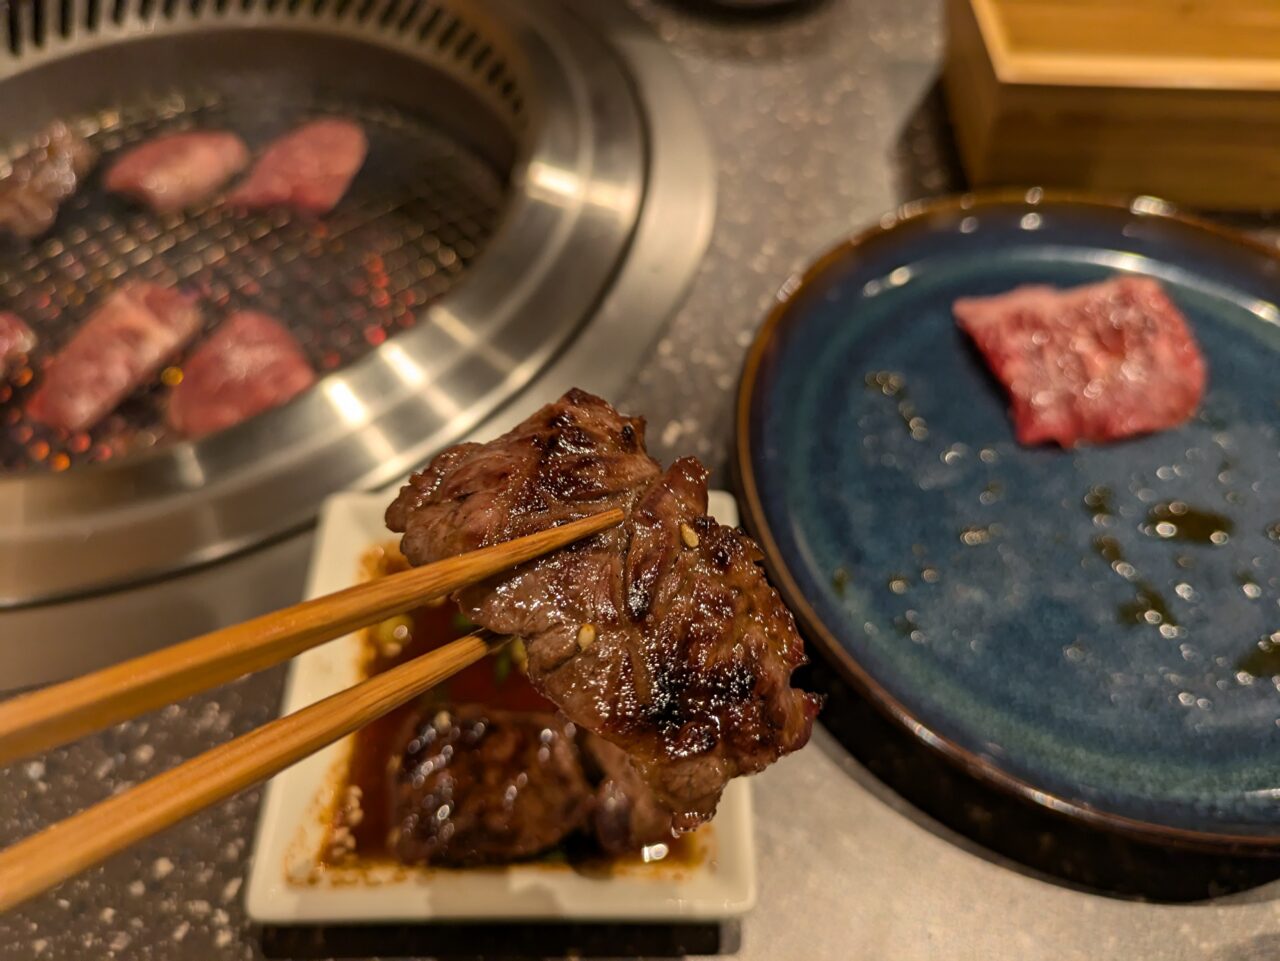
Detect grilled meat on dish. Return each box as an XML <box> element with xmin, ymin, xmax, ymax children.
<box><xmin>386</xmin><ymin>389</ymin><xmax>821</xmax><ymax>831</ymax></box>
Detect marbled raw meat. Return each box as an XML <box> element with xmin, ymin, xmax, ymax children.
<box><xmin>0</xmin><ymin>312</ymin><xmax>36</xmax><ymax>377</ymax></box>
<box><xmin>167</xmin><ymin>311</ymin><xmax>315</xmax><ymax>437</ymax></box>
<box><xmin>105</xmin><ymin>131</ymin><xmax>249</xmax><ymax>213</ymax></box>
<box><xmin>0</xmin><ymin>121</ymin><xmax>95</xmax><ymax>239</ymax></box>
<box><xmin>954</xmin><ymin>276</ymin><xmax>1206</xmax><ymax>447</ymax></box>
<box><xmin>226</xmin><ymin>119</ymin><xmax>366</xmax><ymax>215</ymax></box>
<box><xmin>28</xmin><ymin>283</ymin><xmax>202</xmax><ymax>432</ymax></box>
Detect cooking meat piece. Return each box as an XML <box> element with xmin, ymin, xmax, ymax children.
<box><xmin>953</xmin><ymin>276</ymin><xmax>1206</xmax><ymax>447</ymax></box>
<box><xmin>28</xmin><ymin>283</ymin><xmax>202</xmax><ymax>432</ymax></box>
<box><xmin>226</xmin><ymin>119</ymin><xmax>367</xmax><ymax>215</ymax></box>
<box><xmin>167</xmin><ymin>311</ymin><xmax>315</xmax><ymax>437</ymax></box>
<box><xmin>0</xmin><ymin>121</ymin><xmax>96</xmax><ymax>239</ymax></box>
<box><xmin>0</xmin><ymin>312</ymin><xmax>36</xmax><ymax>377</ymax></box>
<box><xmin>105</xmin><ymin>131</ymin><xmax>249</xmax><ymax>214</ymax></box>
<box><xmin>389</xmin><ymin>704</ymin><xmax>592</xmax><ymax>866</ymax></box>
<box><xmin>386</xmin><ymin>389</ymin><xmax>821</xmax><ymax>831</ymax></box>
<box><xmin>582</xmin><ymin>732</ymin><xmax>674</xmax><ymax>855</ymax></box>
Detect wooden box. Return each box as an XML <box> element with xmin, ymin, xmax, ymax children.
<box><xmin>943</xmin><ymin>0</ymin><xmax>1280</xmax><ymax>210</ymax></box>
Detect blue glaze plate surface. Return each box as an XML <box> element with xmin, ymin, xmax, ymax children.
<box><xmin>737</xmin><ymin>194</ymin><xmax>1280</xmax><ymax>847</ymax></box>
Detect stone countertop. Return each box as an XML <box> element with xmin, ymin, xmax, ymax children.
<box><xmin>5</xmin><ymin>1</ymin><xmax>1280</xmax><ymax>958</ymax></box>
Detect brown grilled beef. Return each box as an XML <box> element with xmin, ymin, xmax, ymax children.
<box><xmin>386</xmin><ymin>389</ymin><xmax>820</xmax><ymax>830</ymax></box>
<box><xmin>389</xmin><ymin>705</ymin><xmax>592</xmax><ymax>866</ymax></box>
<box><xmin>582</xmin><ymin>732</ymin><xmax>675</xmax><ymax>855</ymax></box>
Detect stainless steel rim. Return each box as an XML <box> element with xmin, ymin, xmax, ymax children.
<box><xmin>0</xmin><ymin>0</ymin><xmax>651</xmax><ymax>605</ymax></box>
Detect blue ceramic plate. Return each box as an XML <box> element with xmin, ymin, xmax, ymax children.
<box><xmin>737</xmin><ymin>192</ymin><xmax>1280</xmax><ymax>850</ymax></box>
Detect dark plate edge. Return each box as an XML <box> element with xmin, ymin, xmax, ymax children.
<box><xmin>734</xmin><ymin>187</ymin><xmax>1280</xmax><ymax>855</ymax></box>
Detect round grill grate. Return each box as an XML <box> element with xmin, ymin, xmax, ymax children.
<box><xmin>0</xmin><ymin>83</ymin><xmax>506</xmax><ymax>473</ymax></box>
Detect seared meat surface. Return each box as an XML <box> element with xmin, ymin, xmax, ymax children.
<box><xmin>0</xmin><ymin>121</ymin><xmax>95</xmax><ymax>239</ymax></box>
<box><xmin>582</xmin><ymin>732</ymin><xmax>675</xmax><ymax>855</ymax></box>
<box><xmin>105</xmin><ymin>131</ymin><xmax>249</xmax><ymax>213</ymax></box>
<box><xmin>167</xmin><ymin>310</ymin><xmax>315</xmax><ymax>437</ymax></box>
<box><xmin>954</xmin><ymin>276</ymin><xmax>1206</xmax><ymax>447</ymax></box>
<box><xmin>386</xmin><ymin>389</ymin><xmax>820</xmax><ymax>830</ymax></box>
<box><xmin>227</xmin><ymin>119</ymin><xmax>367</xmax><ymax>215</ymax></box>
<box><xmin>28</xmin><ymin>282</ymin><xmax>202</xmax><ymax>433</ymax></box>
<box><xmin>389</xmin><ymin>705</ymin><xmax>591</xmax><ymax>866</ymax></box>
<box><xmin>0</xmin><ymin>312</ymin><xmax>36</xmax><ymax>378</ymax></box>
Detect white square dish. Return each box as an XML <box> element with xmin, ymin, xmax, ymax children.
<box><xmin>245</xmin><ymin>490</ymin><xmax>756</xmax><ymax>924</ymax></box>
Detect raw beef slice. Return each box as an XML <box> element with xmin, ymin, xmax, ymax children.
<box><xmin>168</xmin><ymin>310</ymin><xmax>315</xmax><ymax>437</ymax></box>
<box><xmin>226</xmin><ymin>119</ymin><xmax>367</xmax><ymax>215</ymax></box>
<box><xmin>0</xmin><ymin>121</ymin><xmax>96</xmax><ymax>239</ymax></box>
<box><xmin>0</xmin><ymin>312</ymin><xmax>36</xmax><ymax>377</ymax></box>
<box><xmin>105</xmin><ymin>131</ymin><xmax>250</xmax><ymax>213</ymax></box>
<box><xmin>953</xmin><ymin>276</ymin><xmax>1206</xmax><ymax>447</ymax></box>
<box><xmin>28</xmin><ymin>283</ymin><xmax>202</xmax><ymax>432</ymax></box>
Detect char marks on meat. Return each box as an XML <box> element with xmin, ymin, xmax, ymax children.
<box><xmin>386</xmin><ymin>389</ymin><xmax>820</xmax><ymax>830</ymax></box>
<box><xmin>167</xmin><ymin>310</ymin><xmax>315</xmax><ymax>437</ymax></box>
<box><xmin>0</xmin><ymin>312</ymin><xmax>36</xmax><ymax>378</ymax></box>
<box><xmin>0</xmin><ymin>121</ymin><xmax>96</xmax><ymax>239</ymax></box>
<box><xmin>954</xmin><ymin>276</ymin><xmax>1206</xmax><ymax>447</ymax></box>
<box><xmin>105</xmin><ymin>131</ymin><xmax>250</xmax><ymax>214</ymax></box>
<box><xmin>27</xmin><ymin>283</ymin><xmax>202</xmax><ymax>433</ymax></box>
<box><xmin>226</xmin><ymin>119</ymin><xmax>367</xmax><ymax>215</ymax></box>
<box><xmin>390</xmin><ymin>705</ymin><xmax>591</xmax><ymax>866</ymax></box>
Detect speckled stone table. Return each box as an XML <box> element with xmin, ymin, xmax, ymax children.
<box><xmin>6</xmin><ymin>1</ymin><xmax>1280</xmax><ymax>958</ymax></box>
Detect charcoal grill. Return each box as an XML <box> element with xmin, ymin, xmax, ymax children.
<box><xmin>0</xmin><ymin>0</ymin><xmax>714</xmax><ymax>684</ymax></box>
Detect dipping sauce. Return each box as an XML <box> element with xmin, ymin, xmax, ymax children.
<box><xmin>316</xmin><ymin>542</ymin><xmax>701</xmax><ymax>873</ymax></box>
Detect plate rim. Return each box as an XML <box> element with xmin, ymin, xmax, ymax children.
<box><xmin>734</xmin><ymin>187</ymin><xmax>1280</xmax><ymax>854</ymax></box>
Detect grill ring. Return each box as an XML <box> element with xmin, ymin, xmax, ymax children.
<box><xmin>0</xmin><ymin>0</ymin><xmax>649</xmax><ymax>605</ymax></box>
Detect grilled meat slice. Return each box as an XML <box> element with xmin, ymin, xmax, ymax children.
<box><xmin>28</xmin><ymin>283</ymin><xmax>202</xmax><ymax>433</ymax></box>
<box><xmin>167</xmin><ymin>310</ymin><xmax>315</xmax><ymax>437</ymax></box>
<box><xmin>954</xmin><ymin>276</ymin><xmax>1206</xmax><ymax>447</ymax></box>
<box><xmin>105</xmin><ymin>131</ymin><xmax>250</xmax><ymax>213</ymax></box>
<box><xmin>386</xmin><ymin>389</ymin><xmax>820</xmax><ymax>830</ymax></box>
<box><xmin>227</xmin><ymin>119</ymin><xmax>367</xmax><ymax>215</ymax></box>
<box><xmin>581</xmin><ymin>732</ymin><xmax>674</xmax><ymax>855</ymax></box>
<box><xmin>389</xmin><ymin>705</ymin><xmax>592</xmax><ymax>866</ymax></box>
<box><xmin>0</xmin><ymin>121</ymin><xmax>96</xmax><ymax>240</ymax></box>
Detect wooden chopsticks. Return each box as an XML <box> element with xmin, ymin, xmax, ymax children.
<box><xmin>0</xmin><ymin>506</ymin><xmax>625</xmax><ymax>913</ymax></box>
<box><xmin>0</xmin><ymin>507</ymin><xmax>623</xmax><ymax>767</ymax></box>
<box><xmin>0</xmin><ymin>630</ymin><xmax>508</xmax><ymax>913</ymax></box>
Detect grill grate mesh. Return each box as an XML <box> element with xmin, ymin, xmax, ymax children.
<box><xmin>0</xmin><ymin>84</ymin><xmax>507</xmax><ymax>473</ymax></box>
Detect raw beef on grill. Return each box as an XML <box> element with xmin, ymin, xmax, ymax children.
<box><xmin>167</xmin><ymin>311</ymin><xmax>315</xmax><ymax>438</ymax></box>
<box><xmin>0</xmin><ymin>121</ymin><xmax>96</xmax><ymax>239</ymax></box>
<box><xmin>953</xmin><ymin>276</ymin><xmax>1206</xmax><ymax>447</ymax></box>
<box><xmin>386</xmin><ymin>389</ymin><xmax>821</xmax><ymax>830</ymax></box>
<box><xmin>226</xmin><ymin>119</ymin><xmax>367</xmax><ymax>215</ymax></box>
<box><xmin>105</xmin><ymin>131</ymin><xmax>250</xmax><ymax>214</ymax></box>
<box><xmin>28</xmin><ymin>283</ymin><xmax>202</xmax><ymax>433</ymax></box>
<box><xmin>582</xmin><ymin>732</ymin><xmax>675</xmax><ymax>855</ymax></box>
<box><xmin>0</xmin><ymin>312</ymin><xmax>36</xmax><ymax>378</ymax></box>
<box><xmin>389</xmin><ymin>705</ymin><xmax>592</xmax><ymax>865</ymax></box>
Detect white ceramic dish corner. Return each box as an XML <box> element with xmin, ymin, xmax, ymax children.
<box><xmin>245</xmin><ymin>489</ymin><xmax>757</xmax><ymax>924</ymax></box>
